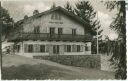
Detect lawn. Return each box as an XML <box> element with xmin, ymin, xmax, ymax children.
<box><xmin>2</xmin><ymin>54</ymin><xmax>115</xmax><ymax>80</ymax></box>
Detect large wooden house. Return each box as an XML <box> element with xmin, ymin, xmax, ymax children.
<box><xmin>8</xmin><ymin>6</ymin><xmax>92</xmax><ymax>57</ymax></box>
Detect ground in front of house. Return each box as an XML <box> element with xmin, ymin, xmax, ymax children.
<box><xmin>2</xmin><ymin>54</ymin><xmax>115</xmax><ymax>80</ymax></box>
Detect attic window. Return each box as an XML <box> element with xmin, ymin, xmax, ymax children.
<box><xmin>51</xmin><ymin>12</ymin><xmax>61</xmax><ymax>20</ymax></box>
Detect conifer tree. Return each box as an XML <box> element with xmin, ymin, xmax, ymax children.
<box><xmin>0</xmin><ymin>3</ymin><xmax>14</xmax><ymax>40</ymax></box>
<box><xmin>74</xmin><ymin>1</ymin><xmax>102</xmax><ymax>36</ymax></box>
<box><xmin>105</xmin><ymin>1</ymin><xmax>126</xmax><ymax>79</ymax></box>
<box><xmin>64</xmin><ymin>1</ymin><xmax>103</xmax><ymax>54</ymax></box>
<box><xmin>64</xmin><ymin>1</ymin><xmax>74</xmax><ymax>14</ymax></box>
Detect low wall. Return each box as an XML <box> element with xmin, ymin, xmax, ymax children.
<box><xmin>33</xmin><ymin>55</ymin><xmax>101</xmax><ymax>69</ymax></box>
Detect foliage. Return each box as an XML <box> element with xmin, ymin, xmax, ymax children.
<box><xmin>64</xmin><ymin>1</ymin><xmax>74</xmax><ymax>14</ymax></box>
<box><xmin>64</xmin><ymin>1</ymin><xmax>103</xmax><ymax>54</ymax></box>
<box><xmin>0</xmin><ymin>6</ymin><xmax>14</xmax><ymax>38</ymax></box>
<box><xmin>74</xmin><ymin>1</ymin><xmax>102</xmax><ymax>36</ymax></box>
<box><xmin>64</xmin><ymin>1</ymin><xmax>102</xmax><ymax>36</ymax></box>
<box><xmin>104</xmin><ymin>1</ymin><xmax>126</xmax><ymax>79</ymax></box>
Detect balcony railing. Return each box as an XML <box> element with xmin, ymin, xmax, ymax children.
<box><xmin>12</xmin><ymin>33</ymin><xmax>92</xmax><ymax>42</ymax></box>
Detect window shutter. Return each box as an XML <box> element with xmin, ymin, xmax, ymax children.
<box><xmin>24</xmin><ymin>44</ymin><xmax>28</xmax><ymax>53</ymax></box>
<box><xmin>74</xmin><ymin>45</ymin><xmax>77</xmax><ymax>52</ymax></box>
<box><xmin>64</xmin><ymin>45</ymin><xmax>67</xmax><ymax>52</ymax></box>
<box><xmin>72</xmin><ymin>45</ymin><xmax>75</xmax><ymax>52</ymax></box>
<box><xmin>46</xmin><ymin>44</ymin><xmax>49</xmax><ymax>52</ymax></box>
<box><xmin>37</xmin><ymin>44</ymin><xmax>40</xmax><ymax>53</ymax></box>
<box><xmin>34</xmin><ymin>44</ymin><xmax>36</xmax><ymax>53</ymax></box>
<box><xmin>80</xmin><ymin>45</ymin><xmax>83</xmax><ymax>52</ymax></box>
<box><xmin>34</xmin><ymin>44</ymin><xmax>39</xmax><ymax>53</ymax></box>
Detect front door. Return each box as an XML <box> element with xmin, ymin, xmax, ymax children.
<box><xmin>53</xmin><ymin>45</ymin><xmax>59</xmax><ymax>54</ymax></box>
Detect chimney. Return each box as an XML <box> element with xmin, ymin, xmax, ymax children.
<box><xmin>51</xmin><ymin>2</ymin><xmax>56</xmax><ymax>9</ymax></box>
<box><xmin>24</xmin><ymin>15</ymin><xmax>28</xmax><ymax>19</ymax></box>
<box><xmin>33</xmin><ymin>10</ymin><xmax>39</xmax><ymax>15</ymax></box>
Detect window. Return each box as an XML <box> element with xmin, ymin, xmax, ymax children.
<box><xmin>55</xmin><ymin>14</ymin><xmax>58</xmax><ymax>19</ymax></box>
<box><xmin>50</xmin><ymin>28</ymin><xmax>55</xmax><ymax>35</ymax></box>
<box><xmin>77</xmin><ymin>45</ymin><xmax>80</xmax><ymax>52</ymax></box>
<box><xmin>51</xmin><ymin>13</ymin><xmax>56</xmax><ymax>19</ymax></box>
<box><xmin>67</xmin><ymin>45</ymin><xmax>71</xmax><ymax>52</ymax></box>
<box><xmin>28</xmin><ymin>44</ymin><xmax>33</xmax><ymax>53</ymax></box>
<box><xmin>51</xmin><ymin>12</ymin><xmax>61</xmax><ymax>20</ymax></box>
<box><xmin>40</xmin><ymin>45</ymin><xmax>45</xmax><ymax>52</ymax></box>
<box><xmin>72</xmin><ymin>29</ymin><xmax>76</xmax><ymax>35</ymax></box>
<box><xmin>34</xmin><ymin>26</ymin><xmax>40</xmax><ymax>33</ymax></box>
<box><xmin>15</xmin><ymin>45</ymin><xmax>20</xmax><ymax>52</ymax></box>
<box><xmin>58</xmin><ymin>28</ymin><xmax>63</xmax><ymax>35</ymax></box>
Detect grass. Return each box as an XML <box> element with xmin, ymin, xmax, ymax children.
<box><xmin>2</xmin><ymin>54</ymin><xmax>115</xmax><ymax>80</ymax></box>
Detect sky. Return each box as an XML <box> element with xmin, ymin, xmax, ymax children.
<box><xmin>1</xmin><ymin>0</ymin><xmax>120</xmax><ymax>40</ymax></box>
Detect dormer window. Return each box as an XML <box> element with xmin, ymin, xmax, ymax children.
<box><xmin>51</xmin><ymin>12</ymin><xmax>61</xmax><ymax>20</ymax></box>
<box><xmin>34</xmin><ymin>26</ymin><xmax>40</xmax><ymax>33</ymax></box>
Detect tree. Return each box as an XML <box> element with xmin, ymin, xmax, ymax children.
<box><xmin>74</xmin><ymin>1</ymin><xmax>103</xmax><ymax>36</ymax></box>
<box><xmin>64</xmin><ymin>1</ymin><xmax>74</xmax><ymax>14</ymax></box>
<box><xmin>73</xmin><ymin>1</ymin><xmax>103</xmax><ymax>54</ymax></box>
<box><xmin>104</xmin><ymin>1</ymin><xmax>126</xmax><ymax>79</ymax></box>
<box><xmin>0</xmin><ymin>2</ymin><xmax>18</xmax><ymax>56</ymax></box>
<box><xmin>0</xmin><ymin>1</ymin><xmax>2</xmax><ymax>64</ymax></box>
<box><xmin>0</xmin><ymin>3</ymin><xmax>14</xmax><ymax>40</ymax></box>
<box><xmin>64</xmin><ymin>1</ymin><xmax>103</xmax><ymax>36</ymax></box>
<box><xmin>64</xmin><ymin>1</ymin><xmax>103</xmax><ymax>54</ymax></box>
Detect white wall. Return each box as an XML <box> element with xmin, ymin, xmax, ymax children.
<box><xmin>17</xmin><ymin>41</ymin><xmax>91</xmax><ymax>58</ymax></box>
<box><xmin>23</xmin><ymin>11</ymin><xmax>85</xmax><ymax>35</ymax></box>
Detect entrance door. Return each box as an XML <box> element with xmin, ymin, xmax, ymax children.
<box><xmin>53</xmin><ymin>45</ymin><xmax>59</xmax><ymax>54</ymax></box>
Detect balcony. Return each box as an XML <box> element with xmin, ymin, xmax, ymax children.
<box><xmin>11</xmin><ymin>33</ymin><xmax>92</xmax><ymax>42</ymax></box>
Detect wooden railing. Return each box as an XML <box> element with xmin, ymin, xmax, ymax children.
<box><xmin>13</xmin><ymin>33</ymin><xmax>92</xmax><ymax>42</ymax></box>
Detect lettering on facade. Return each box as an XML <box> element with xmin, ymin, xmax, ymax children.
<box><xmin>49</xmin><ymin>21</ymin><xmax>63</xmax><ymax>24</ymax></box>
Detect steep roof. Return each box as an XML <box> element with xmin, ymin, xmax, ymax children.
<box><xmin>16</xmin><ymin>6</ymin><xmax>91</xmax><ymax>30</ymax></box>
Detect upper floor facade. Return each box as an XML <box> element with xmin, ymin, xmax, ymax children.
<box><xmin>9</xmin><ymin>6</ymin><xmax>92</xmax><ymax>42</ymax></box>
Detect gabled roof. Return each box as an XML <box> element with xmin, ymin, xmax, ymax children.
<box><xmin>16</xmin><ymin>6</ymin><xmax>91</xmax><ymax>30</ymax></box>
<box><xmin>8</xmin><ymin>6</ymin><xmax>93</xmax><ymax>42</ymax></box>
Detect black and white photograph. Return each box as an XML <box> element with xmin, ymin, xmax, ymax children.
<box><xmin>0</xmin><ymin>0</ymin><xmax>127</xmax><ymax>80</ymax></box>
